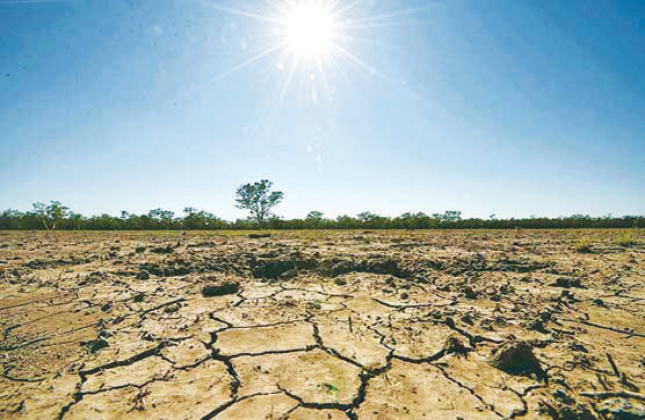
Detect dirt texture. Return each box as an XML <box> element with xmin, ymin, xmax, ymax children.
<box><xmin>0</xmin><ymin>229</ymin><xmax>644</xmax><ymax>419</ymax></box>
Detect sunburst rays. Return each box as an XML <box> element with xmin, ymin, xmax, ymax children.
<box><xmin>196</xmin><ymin>0</ymin><xmax>422</xmax><ymax>105</ymax></box>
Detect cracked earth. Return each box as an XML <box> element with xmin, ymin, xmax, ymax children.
<box><xmin>1</xmin><ymin>229</ymin><xmax>644</xmax><ymax>419</ymax></box>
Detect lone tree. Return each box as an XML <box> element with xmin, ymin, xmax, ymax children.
<box><xmin>306</xmin><ymin>211</ymin><xmax>324</xmax><ymax>223</ymax></box>
<box><xmin>235</xmin><ymin>179</ymin><xmax>284</xmax><ymax>226</ymax></box>
<box><xmin>32</xmin><ymin>201</ymin><xmax>69</xmax><ymax>232</ymax></box>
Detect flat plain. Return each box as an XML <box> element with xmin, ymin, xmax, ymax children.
<box><xmin>0</xmin><ymin>229</ymin><xmax>644</xmax><ymax>419</ymax></box>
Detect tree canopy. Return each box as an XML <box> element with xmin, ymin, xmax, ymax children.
<box><xmin>0</xmin><ymin>196</ymin><xmax>642</xmax><ymax>231</ymax></box>
<box><xmin>235</xmin><ymin>179</ymin><xmax>284</xmax><ymax>226</ymax></box>
<box><xmin>32</xmin><ymin>201</ymin><xmax>69</xmax><ymax>232</ymax></box>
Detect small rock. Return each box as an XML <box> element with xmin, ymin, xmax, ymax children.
<box><xmin>136</xmin><ymin>270</ymin><xmax>151</xmax><ymax>280</ymax></box>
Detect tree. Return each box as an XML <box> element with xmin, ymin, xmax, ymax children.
<box><xmin>147</xmin><ymin>208</ymin><xmax>176</xmax><ymax>229</ymax></box>
<box><xmin>395</xmin><ymin>212</ymin><xmax>433</xmax><ymax>229</ymax></box>
<box><xmin>306</xmin><ymin>211</ymin><xmax>324</xmax><ymax>222</ymax></box>
<box><xmin>32</xmin><ymin>201</ymin><xmax>69</xmax><ymax>232</ymax></box>
<box><xmin>148</xmin><ymin>208</ymin><xmax>175</xmax><ymax>222</ymax></box>
<box><xmin>183</xmin><ymin>207</ymin><xmax>223</xmax><ymax>229</ymax></box>
<box><xmin>336</xmin><ymin>215</ymin><xmax>356</xmax><ymax>229</ymax></box>
<box><xmin>235</xmin><ymin>179</ymin><xmax>284</xmax><ymax>226</ymax></box>
<box><xmin>357</xmin><ymin>212</ymin><xmax>378</xmax><ymax>223</ymax></box>
<box><xmin>433</xmin><ymin>211</ymin><xmax>462</xmax><ymax>222</ymax></box>
<box><xmin>69</xmin><ymin>212</ymin><xmax>85</xmax><ymax>230</ymax></box>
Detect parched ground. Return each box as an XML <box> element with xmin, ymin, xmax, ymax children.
<box><xmin>0</xmin><ymin>229</ymin><xmax>644</xmax><ymax>419</ymax></box>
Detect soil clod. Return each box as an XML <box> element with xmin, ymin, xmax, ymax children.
<box><xmin>202</xmin><ymin>281</ymin><xmax>240</xmax><ymax>297</ymax></box>
<box><xmin>490</xmin><ymin>340</ymin><xmax>545</xmax><ymax>379</ymax></box>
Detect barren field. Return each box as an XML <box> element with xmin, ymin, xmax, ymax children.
<box><xmin>0</xmin><ymin>229</ymin><xmax>644</xmax><ymax>419</ymax></box>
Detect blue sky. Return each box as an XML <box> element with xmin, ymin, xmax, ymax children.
<box><xmin>1</xmin><ymin>0</ymin><xmax>643</xmax><ymax>221</ymax></box>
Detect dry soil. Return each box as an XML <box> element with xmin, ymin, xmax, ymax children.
<box><xmin>0</xmin><ymin>229</ymin><xmax>644</xmax><ymax>419</ymax></box>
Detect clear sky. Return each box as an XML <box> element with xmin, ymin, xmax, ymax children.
<box><xmin>1</xmin><ymin>0</ymin><xmax>643</xmax><ymax>221</ymax></box>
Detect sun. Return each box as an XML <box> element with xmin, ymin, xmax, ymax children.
<box><xmin>200</xmin><ymin>0</ymin><xmax>411</xmax><ymax>103</ymax></box>
<box><xmin>283</xmin><ymin>3</ymin><xmax>336</xmax><ymax>59</ymax></box>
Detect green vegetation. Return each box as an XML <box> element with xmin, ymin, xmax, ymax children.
<box><xmin>0</xmin><ymin>206</ymin><xmax>642</xmax><ymax>231</ymax></box>
<box><xmin>574</xmin><ymin>238</ymin><xmax>593</xmax><ymax>253</ymax></box>
<box><xmin>306</xmin><ymin>211</ymin><xmax>325</xmax><ymax>224</ymax></box>
<box><xmin>615</xmin><ymin>231</ymin><xmax>637</xmax><ymax>247</ymax></box>
<box><xmin>319</xmin><ymin>382</ymin><xmax>340</xmax><ymax>402</ymax></box>
<box><xmin>32</xmin><ymin>201</ymin><xmax>69</xmax><ymax>232</ymax></box>
<box><xmin>235</xmin><ymin>179</ymin><xmax>284</xmax><ymax>226</ymax></box>
<box><xmin>0</xmin><ymin>180</ymin><xmax>642</xmax><ymax>231</ymax></box>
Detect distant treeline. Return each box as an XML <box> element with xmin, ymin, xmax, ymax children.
<box><xmin>0</xmin><ymin>206</ymin><xmax>642</xmax><ymax>231</ymax></box>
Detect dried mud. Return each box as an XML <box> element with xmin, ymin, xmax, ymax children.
<box><xmin>0</xmin><ymin>229</ymin><xmax>644</xmax><ymax>419</ymax></box>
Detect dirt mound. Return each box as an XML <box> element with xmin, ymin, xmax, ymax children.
<box><xmin>490</xmin><ymin>340</ymin><xmax>545</xmax><ymax>379</ymax></box>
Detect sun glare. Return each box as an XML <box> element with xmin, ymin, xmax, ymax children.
<box><xmin>201</xmin><ymin>0</ymin><xmax>415</xmax><ymax>105</ymax></box>
<box><xmin>284</xmin><ymin>3</ymin><xmax>335</xmax><ymax>58</ymax></box>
